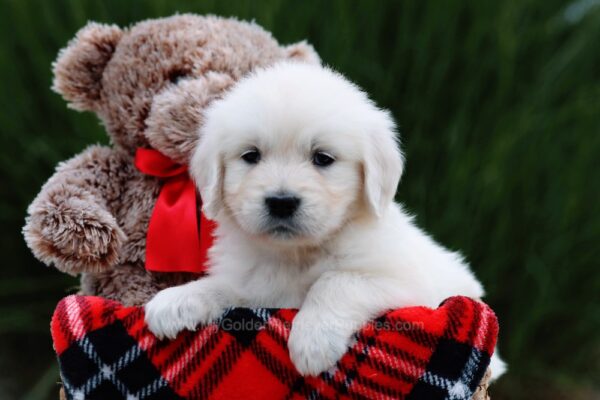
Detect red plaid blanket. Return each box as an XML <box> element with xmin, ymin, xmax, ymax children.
<box><xmin>51</xmin><ymin>295</ymin><xmax>497</xmax><ymax>399</ymax></box>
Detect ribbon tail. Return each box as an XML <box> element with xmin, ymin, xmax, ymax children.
<box><xmin>145</xmin><ymin>177</ymin><xmax>207</xmax><ymax>273</ymax></box>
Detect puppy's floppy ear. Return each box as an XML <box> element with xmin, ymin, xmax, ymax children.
<box><xmin>284</xmin><ymin>41</ymin><xmax>321</xmax><ymax>65</ymax></box>
<box><xmin>363</xmin><ymin>111</ymin><xmax>404</xmax><ymax>217</ymax></box>
<box><xmin>52</xmin><ymin>22</ymin><xmax>123</xmax><ymax>111</ymax></box>
<box><xmin>190</xmin><ymin>129</ymin><xmax>224</xmax><ymax>220</ymax></box>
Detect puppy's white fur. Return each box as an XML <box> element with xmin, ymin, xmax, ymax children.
<box><xmin>145</xmin><ymin>62</ymin><xmax>506</xmax><ymax>378</ymax></box>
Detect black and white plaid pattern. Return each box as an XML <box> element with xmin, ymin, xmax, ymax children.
<box><xmin>406</xmin><ymin>339</ymin><xmax>490</xmax><ymax>400</ymax></box>
<box><xmin>59</xmin><ymin>321</ymin><xmax>182</xmax><ymax>400</ymax></box>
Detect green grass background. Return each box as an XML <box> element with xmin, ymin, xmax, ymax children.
<box><xmin>0</xmin><ymin>0</ymin><xmax>598</xmax><ymax>399</ymax></box>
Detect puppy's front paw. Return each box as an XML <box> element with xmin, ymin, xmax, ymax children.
<box><xmin>288</xmin><ymin>313</ymin><xmax>352</xmax><ymax>376</ymax></box>
<box><xmin>144</xmin><ymin>285</ymin><xmax>223</xmax><ymax>340</ymax></box>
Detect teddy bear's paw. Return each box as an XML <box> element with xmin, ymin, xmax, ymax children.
<box><xmin>288</xmin><ymin>312</ymin><xmax>352</xmax><ymax>376</ymax></box>
<box><xmin>144</xmin><ymin>285</ymin><xmax>224</xmax><ymax>340</ymax></box>
<box><xmin>24</xmin><ymin>196</ymin><xmax>126</xmax><ymax>275</ymax></box>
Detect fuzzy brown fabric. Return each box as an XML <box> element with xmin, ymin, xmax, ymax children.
<box><xmin>23</xmin><ymin>14</ymin><xmax>319</xmax><ymax>306</ymax></box>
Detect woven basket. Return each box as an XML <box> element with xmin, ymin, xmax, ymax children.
<box><xmin>472</xmin><ymin>368</ymin><xmax>492</xmax><ymax>400</ymax></box>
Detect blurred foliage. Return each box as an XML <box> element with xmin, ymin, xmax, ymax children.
<box><xmin>0</xmin><ymin>0</ymin><xmax>598</xmax><ymax>399</ymax></box>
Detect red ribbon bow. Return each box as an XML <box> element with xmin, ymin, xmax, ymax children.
<box><xmin>135</xmin><ymin>148</ymin><xmax>215</xmax><ymax>274</ymax></box>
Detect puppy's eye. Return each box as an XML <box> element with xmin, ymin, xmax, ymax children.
<box><xmin>241</xmin><ymin>148</ymin><xmax>261</xmax><ymax>164</ymax></box>
<box><xmin>312</xmin><ymin>151</ymin><xmax>335</xmax><ymax>167</ymax></box>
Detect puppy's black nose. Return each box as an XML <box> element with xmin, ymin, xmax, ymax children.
<box><xmin>265</xmin><ymin>194</ymin><xmax>301</xmax><ymax>218</ymax></box>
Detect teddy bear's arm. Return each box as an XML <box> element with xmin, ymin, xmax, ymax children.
<box><xmin>23</xmin><ymin>145</ymin><xmax>129</xmax><ymax>275</ymax></box>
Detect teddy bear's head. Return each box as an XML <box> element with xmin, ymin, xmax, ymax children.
<box><xmin>52</xmin><ymin>15</ymin><xmax>319</xmax><ymax>163</ymax></box>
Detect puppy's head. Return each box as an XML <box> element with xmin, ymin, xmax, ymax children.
<box><xmin>191</xmin><ymin>62</ymin><xmax>403</xmax><ymax>246</ymax></box>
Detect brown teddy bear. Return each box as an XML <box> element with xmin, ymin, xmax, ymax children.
<box><xmin>23</xmin><ymin>14</ymin><xmax>319</xmax><ymax>306</ymax></box>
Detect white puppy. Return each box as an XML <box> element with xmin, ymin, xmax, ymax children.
<box><xmin>145</xmin><ymin>62</ymin><xmax>506</xmax><ymax>379</ymax></box>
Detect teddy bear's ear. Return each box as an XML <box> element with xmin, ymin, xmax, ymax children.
<box><xmin>284</xmin><ymin>41</ymin><xmax>321</xmax><ymax>65</ymax></box>
<box><xmin>52</xmin><ymin>22</ymin><xmax>123</xmax><ymax>111</ymax></box>
<box><xmin>145</xmin><ymin>72</ymin><xmax>235</xmax><ymax>164</ymax></box>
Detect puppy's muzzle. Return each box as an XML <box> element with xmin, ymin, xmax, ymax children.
<box><xmin>265</xmin><ymin>193</ymin><xmax>301</xmax><ymax>219</ymax></box>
